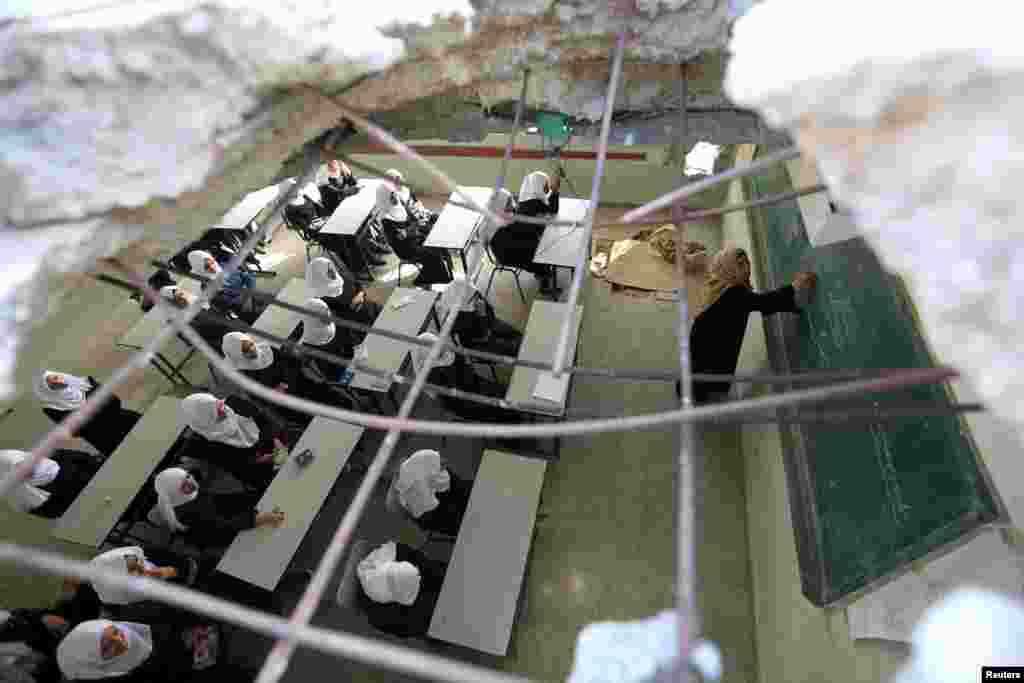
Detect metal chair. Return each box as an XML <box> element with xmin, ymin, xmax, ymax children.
<box><xmin>483</xmin><ymin>238</ymin><xmax>527</xmax><ymax>304</ymax></box>
<box><xmin>283</xmin><ymin>211</ymin><xmax>328</xmax><ymax>263</ymax></box>
<box><xmin>370</xmin><ymin>214</ymin><xmax>421</xmax><ymax>284</ymax></box>
<box><xmin>459</xmin><ymin>296</ymin><xmax>507</xmax><ymax>383</ymax></box>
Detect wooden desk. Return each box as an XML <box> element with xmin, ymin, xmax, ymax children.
<box><xmin>321</xmin><ymin>180</ymin><xmax>385</xmax><ymax>236</ymax></box>
<box><xmin>53</xmin><ymin>397</ymin><xmax>185</xmax><ymax>548</ymax></box>
<box><xmin>506</xmin><ymin>300</ymin><xmax>584</xmax><ymax>418</ymax></box>
<box><xmin>428</xmin><ymin>450</ymin><xmax>546</xmax><ymax>655</ymax></box>
<box><xmin>348</xmin><ymin>287</ymin><xmax>438</xmax><ymax>394</ymax></box>
<box><xmin>212</xmin><ymin>183</ymin><xmax>282</xmax><ymax>231</ymax></box>
<box><xmin>216</xmin><ymin>417</ymin><xmax>365</xmax><ymax>591</ymax></box>
<box><xmin>250</xmin><ymin>278</ymin><xmax>312</xmax><ymax>347</ymax></box>
<box><xmin>117</xmin><ymin>279</ymin><xmax>201</xmax><ymax>386</ymax></box>
<box><xmin>533</xmin><ymin>197</ymin><xmax>591</xmax><ymax>272</ymax></box>
<box><xmin>424</xmin><ymin>187</ymin><xmax>494</xmax><ymax>274</ymax></box>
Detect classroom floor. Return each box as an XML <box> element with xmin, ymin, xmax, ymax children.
<box><xmin>0</xmin><ymin>203</ymin><xmax>765</xmax><ymax>682</ymax></box>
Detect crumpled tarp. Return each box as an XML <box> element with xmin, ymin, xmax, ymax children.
<box><xmin>598</xmin><ymin>226</ymin><xmax>708</xmax><ymax>309</ymax></box>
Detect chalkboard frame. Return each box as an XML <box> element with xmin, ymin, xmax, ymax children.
<box><xmin>743</xmin><ymin>151</ymin><xmax>1005</xmax><ymax>607</ymax></box>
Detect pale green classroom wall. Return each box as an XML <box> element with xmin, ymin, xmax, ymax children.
<box><xmin>348</xmin><ymin>133</ymin><xmax>729</xmax><ymax>209</ymax></box>
<box><xmin>726</xmin><ymin>145</ymin><xmax>909</xmax><ymax>683</ymax></box>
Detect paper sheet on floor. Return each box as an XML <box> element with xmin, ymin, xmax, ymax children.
<box><xmin>846</xmin><ymin>530</ymin><xmax>1024</xmax><ymax>642</ymax></box>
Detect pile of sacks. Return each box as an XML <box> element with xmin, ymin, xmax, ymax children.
<box><xmin>591</xmin><ymin>225</ymin><xmax>709</xmax><ymax>290</ymax></box>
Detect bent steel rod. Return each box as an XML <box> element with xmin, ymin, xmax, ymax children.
<box><xmin>620</xmin><ymin>146</ymin><xmax>802</xmax><ymax>224</ymax></box>
<box><xmin>126</xmin><ymin>267</ymin><xmax>918</xmax><ymax>387</ymax></box>
<box><xmin>674</xmin><ymin>67</ymin><xmax>699</xmax><ymax>680</ymax></box>
<box><xmin>551</xmin><ymin>31</ymin><xmax>627</xmax><ymax>377</ymax></box>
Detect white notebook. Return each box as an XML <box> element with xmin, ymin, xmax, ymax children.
<box><xmin>532</xmin><ymin>371</ymin><xmax>569</xmax><ymax>403</ymax></box>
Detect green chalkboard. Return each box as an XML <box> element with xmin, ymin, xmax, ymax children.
<box><xmin>745</xmin><ymin>150</ymin><xmax>1002</xmax><ymax>606</ymax></box>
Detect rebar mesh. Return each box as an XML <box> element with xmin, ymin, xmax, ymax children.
<box><xmin>0</xmin><ymin>36</ymin><xmax>968</xmax><ymax>683</ymax></box>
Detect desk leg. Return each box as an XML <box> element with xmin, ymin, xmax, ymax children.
<box><xmin>429</xmin><ymin>303</ymin><xmax>441</xmax><ymax>331</ymax></box>
<box><xmin>158</xmin><ymin>352</ymin><xmax>193</xmax><ymax>387</ymax></box>
<box><xmin>167</xmin><ymin>349</ymin><xmax>196</xmax><ymax>387</ymax></box>
<box><xmin>148</xmin><ymin>356</ymin><xmax>179</xmax><ymax>386</ymax></box>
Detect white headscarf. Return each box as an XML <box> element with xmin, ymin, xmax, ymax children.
<box><xmin>291</xmin><ymin>181</ymin><xmax>321</xmax><ymax>206</ymax></box>
<box><xmin>159</xmin><ymin>285</ymin><xmax>207</xmax><ymax>313</ymax></box>
<box><xmin>518</xmin><ymin>171</ymin><xmax>550</xmax><ymax>204</ymax></box>
<box><xmin>187</xmin><ymin>250</ymin><xmax>221</xmax><ymax>277</ymax></box>
<box><xmin>0</xmin><ymin>450</ymin><xmax>55</xmax><ymax>513</ymax></box>
<box><xmin>375</xmin><ymin>180</ymin><xmax>408</xmax><ymax>223</ymax></box>
<box><xmin>438</xmin><ymin>281</ymin><xmax>480</xmax><ymax>320</ymax></box>
<box><xmin>57</xmin><ymin>620</ymin><xmax>153</xmax><ymax>681</ymax></box>
<box><xmin>159</xmin><ymin>285</ymin><xmax>181</xmax><ymax>305</ymax></box>
<box><xmin>34</xmin><ymin>370</ymin><xmax>91</xmax><ymax>411</ymax></box>
<box><xmin>222</xmin><ymin>332</ymin><xmax>274</xmax><ymax>371</ymax></box>
<box><xmin>356</xmin><ymin>541</ymin><xmax>421</xmax><ymax>606</ymax></box>
<box><xmin>395</xmin><ymin>449</ymin><xmax>450</xmax><ymax>518</ymax></box>
<box><xmin>385</xmin><ymin>169</ymin><xmax>411</xmax><ymax>203</ymax></box>
<box><xmin>305</xmin><ymin>257</ymin><xmax>345</xmax><ymax>298</ymax></box>
<box><xmin>479</xmin><ymin>188</ymin><xmax>515</xmax><ymax>245</ymax></box>
<box><xmin>152</xmin><ymin>468</ymin><xmax>197</xmax><ymax>533</ymax></box>
<box><xmin>181</xmin><ymin>393</ymin><xmax>260</xmax><ymax>449</ymax></box>
<box><xmin>89</xmin><ymin>547</ymin><xmax>152</xmax><ymax>605</ymax></box>
<box><xmin>411</xmin><ymin>333</ymin><xmax>455</xmax><ymax>375</ymax></box>
<box><xmin>300</xmin><ymin>298</ymin><xmax>336</xmax><ymax>347</ymax></box>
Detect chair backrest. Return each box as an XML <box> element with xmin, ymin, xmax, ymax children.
<box><xmin>377</xmin><ymin>220</ymin><xmax>420</xmax><ymax>261</ymax></box>
<box><xmin>483</xmin><ymin>235</ymin><xmax>505</xmax><ymax>267</ymax></box>
<box><xmin>335</xmin><ymin>539</ymin><xmax>374</xmax><ymax>610</ymax></box>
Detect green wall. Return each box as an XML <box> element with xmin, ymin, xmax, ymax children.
<box><xmin>348</xmin><ymin>134</ymin><xmax>730</xmax><ymax>208</ymax></box>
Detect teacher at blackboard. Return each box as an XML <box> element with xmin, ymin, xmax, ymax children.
<box><xmin>678</xmin><ymin>246</ymin><xmax>818</xmax><ymax>404</ymax></box>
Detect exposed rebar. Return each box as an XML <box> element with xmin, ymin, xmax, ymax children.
<box><xmin>551</xmin><ymin>31</ymin><xmax>627</xmax><ymax>376</ymax></box>
<box><xmin>620</xmin><ymin>146</ymin><xmax>801</xmax><ymax>224</ymax></box>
